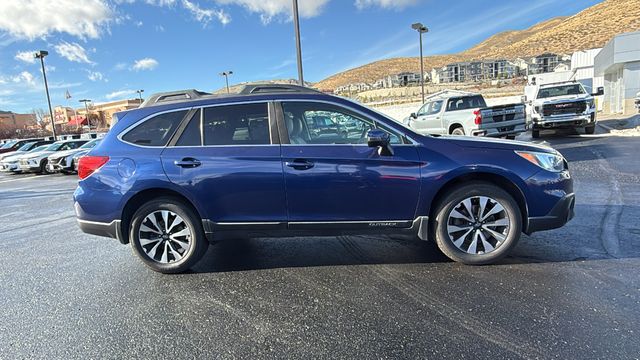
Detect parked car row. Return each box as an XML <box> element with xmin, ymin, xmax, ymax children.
<box><xmin>0</xmin><ymin>139</ymin><xmax>101</xmax><ymax>175</ymax></box>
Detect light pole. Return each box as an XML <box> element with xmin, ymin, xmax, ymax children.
<box><xmin>219</xmin><ymin>71</ymin><xmax>233</xmax><ymax>93</ymax></box>
<box><xmin>79</xmin><ymin>99</ymin><xmax>91</xmax><ymax>129</ymax></box>
<box><xmin>411</xmin><ymin>23</ymin><xmax>429</xmax><ymax>103</ymax></box>
<box><xmin>292</xmin><ymin>0</ymin><xmax>304</xmax><ymax>86</ymax></box>
<box><xmin>136</xmin><ymin>89</ymin><xmax>144</xmax><ymax>102</ymax></box>
<box><xmin>34</xmin><ymin>50</ymin><xmax>56</xmax><ymax>139</ymax></box>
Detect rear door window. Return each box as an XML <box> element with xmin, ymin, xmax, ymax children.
<box><xmin>122</xmin><ymin>110</ymin><xmax>188</xmax><ymax>146</ymax></box>
<box><xmin>202</xmin><ymin>103</ymin><xmax>270</xmax><ymax>146</ymax></box>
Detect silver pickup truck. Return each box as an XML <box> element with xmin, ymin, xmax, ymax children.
<box><xmin>404</xmin><ymin>90</ymin><xmax>527</xmax><ymax>139</ymax></box>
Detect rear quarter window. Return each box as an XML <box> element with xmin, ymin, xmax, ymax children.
<box><xmin>122</xmin><ymin>110</ymin><xmax>188</xmax><ymax>146</ymax></box>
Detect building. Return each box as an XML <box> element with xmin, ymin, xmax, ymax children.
<box><xmin>595</xmin><ymin>31</ymin><xmax>640</xmax><ymax>115</ymax></box>
<box><xmin>430</xmin><ymin>67</ymin><xmax>447</xmax><ymax>84</ymax></box>
<box><xmin>378</xmin><ymin>72</ymin><xmax>422</xmax><ymax>88</ymax></box>
<box><xmin>441</xmin><ymin>60</ymin><xmax>519</xmax><ymax>83</ymax></box>
<box><xmin>0</xmin><ymin>111</ymin><xmax>36</xmax><ymax>133</ymax></box>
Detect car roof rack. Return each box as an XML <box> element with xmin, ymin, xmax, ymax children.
<box><xmin>238</xmin><ymin>84</ymin><xmax>321</xmax><ymax>94</ymax></box>
<box><xmin>139</xmin><ymin>85</ymin><xmax>321</xmax><ymax>108</ymax></box>
<box><xmin>140</xmin><ymin>89</ymin><xmax>214</xmax><ymax>108</ymax></box>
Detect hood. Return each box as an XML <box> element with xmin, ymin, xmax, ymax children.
<box><xmin>22</xmin><ymin>150</ymin><xmax>54</xmax><ymax>159</ymax></box>
<box><xmin>0</xmin><ymin>152</ymin><xmax>28</xmax><ymax>162</ymax></box>
<box><xmin>533</xmin><ymin>94</ymin><xmax>590</xmax><ymax>105</ymax></box>
<box><xmin>49</xmin><ymin>148</ymin><xmax>82</xmax><ymax>159</ymax></box>
<box><xmin>72</xmin><ymin>149</ymin><xmax>91</xmax><ymax>159</ymax></box>
<box><xmin>441</xmin><ymin>135</ymin><xmax>557</xmax><ymax>154</ymax></box>
<box><xmin>0</xmin><ymin>150</ymin><xmax>19</xmax><ymax>161</ymax></box>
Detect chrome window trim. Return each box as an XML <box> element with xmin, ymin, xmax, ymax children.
<box><xmin>118</xmin><ymin>98</ymin><xmax>419</xmax><ymax>149</ymax></box>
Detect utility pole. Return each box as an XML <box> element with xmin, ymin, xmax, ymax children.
<box><xmin>292</xmin><ymin>0</ymin><xmax>304</xmax><ymax>86</ymax></box>
<box><xmin>136</xmin><ymin>89</ymin><xmax>144</xmax><ymax>102</ymax></box>
<box><xmin>34</xmin><ymin>50</ymin><xmax>56</xmax><ymax>139</ymax></box>
<box><xmin>411</xmin><ymin>23</ymin><xmax>429</xmax><ymax>103</ymax></box>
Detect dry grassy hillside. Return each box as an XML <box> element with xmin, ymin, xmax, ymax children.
<box><xmin>315</xmin><ymin>0</ymin><xmax>640</xmax><ymax>91</ymax></box>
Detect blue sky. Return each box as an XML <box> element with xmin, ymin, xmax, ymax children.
<box><xmin>0</xmin><ymin>0</ymin><xmax>602</xmax><ymax>113</ymax></box>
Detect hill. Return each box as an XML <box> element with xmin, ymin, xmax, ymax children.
<box><xmin>315</xmin><ymin>0</ymin><xmax>640</xmax><ymax>91</ymax></box>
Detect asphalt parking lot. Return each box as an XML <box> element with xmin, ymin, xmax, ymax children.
<box><xmin>1</xmin><ymin>128</ymin><xmax>639</xmax><ymax>359</ymax></box>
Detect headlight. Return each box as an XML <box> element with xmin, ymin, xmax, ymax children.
<box><xmin>587</xmin><ymin>99</ymin><xmax>595</xmax><ymax>109</ymax></box>
<box><xmin>516</xmin><ymin>151</ymin><xmax>565</xmax><ymax>172</ymax></box>
<box><xmin>534</xmin><ymin>105</ymin><xmax>543</xmax><ymax>114</ymax></box>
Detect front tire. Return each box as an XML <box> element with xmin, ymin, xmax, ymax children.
<box><xmin>432</xmin><ymin>182</ymin><xmax>522</xmax><ymax>265</ymax></box>
<box><xmin>130</xmin><ymin>197</ymin><xmax>208</xmax><ymax>273</ymax></box>
<box><xmin>585</xmin><ymin>124</ymin><xmax>596</xmax><ymax>134</ymax></box>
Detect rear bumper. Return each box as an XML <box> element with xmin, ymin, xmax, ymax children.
<box><xmin>472</xmin><ymin>123</ymin><xmax>527</xmax><ymax>137</ymax></box>
<box><xmin>526</xmin><ymin>193</ymin><xmax>575</xmax><ymax>234</ymax></box>
<box><xmin>77</xmin><ymin>218</ymin><xmax>123</xmax><ymax>242</ymax></box>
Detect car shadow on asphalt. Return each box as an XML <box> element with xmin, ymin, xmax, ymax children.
<box><xmin>190</xmin><ymin>235</ymin><xmax>452</xmax><ymax>273</ymax></box>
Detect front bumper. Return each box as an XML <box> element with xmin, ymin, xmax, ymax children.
<box><xmin>19</xmin><ymin>161</ymin><xmax>41</xmax><ymax>172</ymax></box>
<box><xmin>532</xmin><ymin>113</ymin><xmax>594</xmax><ymax>128</ymax></box>
<box><xmin>0</xmin><ymin>162</ymin><xmax>20</xmax><ymax>172</ymax></box>
<box><xmin>526</xmin><ymin>193</ymin><xmax>575</xmax><ymax>234</ymax></box>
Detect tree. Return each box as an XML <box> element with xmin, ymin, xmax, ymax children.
<box><xmin>32</xmin><ymin>108</ymin><xmax>49</xmax><ymax>131</ymax></box>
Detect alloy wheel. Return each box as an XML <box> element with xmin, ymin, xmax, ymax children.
<box><xmin>138</xmin><ymin>210</ymin><xmax>192</xmax><ymax>263</ymax></box>
<box><xmin>446</xmin><ymin>196</ymin><xmax>510</xmax><ymax>255</ymax></box>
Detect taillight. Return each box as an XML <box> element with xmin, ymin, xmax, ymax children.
<box><xmin>78</xmin><ymin>156</ymin><xmax>109</xmax><ymax>180</ymax></box>
<box><xmin>473</xmin><ymin>109</ymin><xmax>482</xmax><ymax>125</ymax></box>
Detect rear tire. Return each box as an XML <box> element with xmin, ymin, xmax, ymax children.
<box><xmin>451</xmin><ymin>126</ymin><xmax>465</xmax><ymax>136</ymax></box>
<box><xmin>129</xmin><ymin>197</ymin><xmax>208</xmax><ymax>274</ymax></box>
<box><xmin>432</xmin><ymin>182</ymin><xmax>522</xmax><ymax>265</ymax></box>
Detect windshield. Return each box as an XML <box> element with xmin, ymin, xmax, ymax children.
<box><xmin>80</xmin><ymin>139</ymin><xmax>100</xmax><ymax>149</ymax></box>
<box><xmin>30</xmin><ymin>145</ymin><xmax>49</xmax><ymax>152</ymax></box>
<box><xmin>45</xmin><ymin>143</ymin><xmax>64</xmax><ymax>151</ymax></box>
<box><xmin>1</xmin><ymin>140</ymin><xmax>17</xmax><ymax>149</ymax></box>
<box><xmin>17</xmin><ymin>142</ymin><xmax>36</xmax><ymax>151</ymax></box>
<box><xmin>537</xmin><ymin>84</ymin><xmax>585</xmax><ymax>99</ymax></box>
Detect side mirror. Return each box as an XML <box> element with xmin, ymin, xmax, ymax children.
<box><xmin>521</xmin><ymin>95</ymin><xmax>527</xmax><ymax>103</ymax></box>
<box><xmin>367</xmin><ymin>129</ymin><xmax>393</xmax><ymax>156</ymax></box>
<box><xmin>410</xmin><ymin>112</ymin><xmax>417</xmax><ymax>119</ymax></box>
<box><xmin>592</xmin><ymin>86</ymin><xmax>604</xmax><ymax>96</ymax></box>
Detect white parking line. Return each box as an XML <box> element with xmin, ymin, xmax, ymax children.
<box><xmin>0</xmin><ymin>175</ymin><xmax>51</xmax><ymax>184</ymax></box>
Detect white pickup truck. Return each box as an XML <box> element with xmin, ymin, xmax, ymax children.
<box><xmin>525</xmin><ymin>81</ymin><xmax>603</xmax><ymax>138</ymax></box>
<box><xmin>404</xmin><ymin>90</ymin><xmax>527</xmax><ymax>139</ymax></box>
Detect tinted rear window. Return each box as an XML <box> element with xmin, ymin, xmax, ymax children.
<box><xmin>446</xmin><ymin>96</ymin><xmax>487</xmax><ymax>111</ymax></box>
<box><xmin>203</xmin><ymin>103</ymin><xmax>270</xmax><ymax>146</ymax></box>
<box><xmin>122</xmin><ymin>110</ymin><xmax>188</xmax><ymax>146</ymax></box>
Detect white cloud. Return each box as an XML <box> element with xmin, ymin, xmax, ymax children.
<box><xmin>183</xmin><ymin>0</ymin><xmax>231</xmax><ymax>25</ymax></box>
<box><xmin>135</xmin><ymin>20</ymin><xmax>144</xmax><ymax>27</ymax></box>
<box><xmin>87</xmin><ymin>70</ymin><xmax>106</xmax><ymax>81</ymax></box>
<box><xmin>106</xmin><ymin>89</ymin><xmax>136</xmax><ymax>100</ymax></box>
<box><xmin>155</xmin><ymin>25</ymin><xmax>165</xmax><ymax>32</ymax></box>
<box><xmin>214</xmin><ymin>0</ymin><xmax>330</xmax><ymax>23</ymax></box>
<box><xmin>54</xmin><ymin>41</ymin><xmax>93</xmax><ymax>64</ymax></box>
<box><xmin>354</xmin><ymin>0</ymin><xmax>418</xmax><ymax>9</ymax></box>
<box><xmin>15</xmin><ymin>51</ymin><xmax>36</xmax><ymax>64</ymax></box>
<box><xmin>0</xmin><ymin>0</ymin><xmax>113</xmax><ymax>40</ymax></box>
<box><xmin>11</xmin><ymin>71</ymin><xmax>36</xmax><ymax>87</ymax></box>
<box><xmin>132</xmin><ymin>58</ymin><xmax>159</xmax><ymax>71</ymax></box>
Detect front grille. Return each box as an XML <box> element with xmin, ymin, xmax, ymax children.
<box><xmin>542</xmin><ymin>101</ymin><xmax>586</xmax><ymax>116</ymax></box>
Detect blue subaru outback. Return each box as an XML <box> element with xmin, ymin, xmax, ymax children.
<box><xmin>74</xmin><ymin>85</ymin><xmax>574</xmax><ymax>273</ymax></box>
